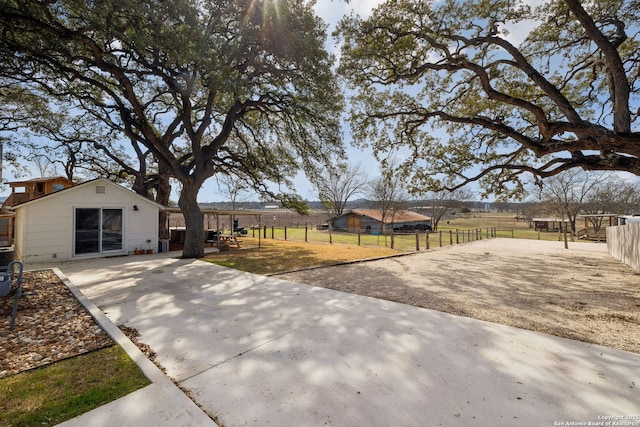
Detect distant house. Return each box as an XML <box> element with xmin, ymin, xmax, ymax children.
<box><xmin>331</xmin><ymin>209</ymin><xmax>432</xmax><ymax>234</ymax></box>
<box><xmin>0</xmin><ymin>177</ymin><xmax>77</xmax><ymax>248</ymax></box>
<box><xmin>8</xmin><ymin>178</ymin><xmax>162</xmax><ymax>262</ymax></box>
<box><xmin>2</xmin><ymin>176</ymin><xmax>75</xmax><ymax>209</ymax></box>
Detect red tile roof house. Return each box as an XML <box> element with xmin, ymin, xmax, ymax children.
<box><xmin>331</xmin><ymin>209</ymin><xmax>432</xmax><ymax>234</ymax></box>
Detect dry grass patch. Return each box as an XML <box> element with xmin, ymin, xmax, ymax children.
<box><xmin>202</xmin><ymin>237</ymin><xmax>401</xmax><ymax>274</ymax></box>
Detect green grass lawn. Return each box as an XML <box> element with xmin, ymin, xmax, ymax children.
<box><xmin>205</xmin><ymin>213</ymin><xmax>578</xmax><ymax>274</ymax></box>
<box><xmin>0</xmin><ymin>345</ymin><xmax>150</xmax><ymax>427</ymax></box>
<box><xmin>243</xmin><ymin>212</ymin><xmax>568</xmax><ymax>252</ymax></box>
<box><xmin>436</xmin><ymin>214</ymin><xmax>569</xmax><ymax>241</ymax></box>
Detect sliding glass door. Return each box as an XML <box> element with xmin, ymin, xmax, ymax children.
<box><xmin>101</xmin><ymin>209</ymin><xmax>123</xmax><ymax>251</ymax></box>
<box><xmin>75</xmin><ymin>208</ymin><xmax>100</xmax><ymax>255</ymax></box>
<box><xmin>74</xmin><ymin>208</ymin><xmax>123</xmax><ymax>255</ymax></box>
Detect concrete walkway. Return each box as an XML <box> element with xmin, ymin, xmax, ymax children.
<box><xmin>32</xmin><ymin>246</ymin><xmax>640</xmax><ymax>426</ymax></box>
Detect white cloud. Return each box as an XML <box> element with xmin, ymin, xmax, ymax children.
<box><xmin>314</xmin><ymin>0</ymin><xmax>386</xmax><ymax>31</ymax></box>
<box><xmin>314</xmin><ymin>0</ymin><xmax>387</xmax><ymax>57</ymax></box>
<box><xmin>500</xmin><ymin>1</ymin><xmax>547</xmax><ymax>46</ymax></box>
<box><xmin>314</xmin><ymin>0</ymin><xmax>550</xmax><ymax>49</ymax></box>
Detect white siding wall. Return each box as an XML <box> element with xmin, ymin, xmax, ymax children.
<box><xmin>126</xmin><ymin>198</ymin><xmax>160</xmax><ymax>253</ymax></box>
<box><xmin>15</xmin><ymin>180</ymin><xmax>159</xmax><ymax>262</ymax></box>
<box><xmin>22</xmin><ymin>195</ymin><xmax>70</xmax><ymax>260</ymax></box>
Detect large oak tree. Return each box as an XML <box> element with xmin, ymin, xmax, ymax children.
<box><xmin>336</xmin><ymin>0</ymin><xmax>640</xmax><ymax>199</ymax></box>
<box><xmin>0</xmin><ymin>0</ymin><xmax>343</xmax><ymax>258</ymax></box>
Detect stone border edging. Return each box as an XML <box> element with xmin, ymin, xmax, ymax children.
<box><xmin>53</xmin><ymin>267</ymin><xmax>217</xmax><ymax>426</ymax></box>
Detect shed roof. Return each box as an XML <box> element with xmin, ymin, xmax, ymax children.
<box><xmin>8</xmin><ymin>176</ymin><xmax>74</xmax><ymax>187</ymax></box>
<box><xmin>344</xmin><ymin>209</ymin><xmax>431</xmax><ymax>223</ymax></box>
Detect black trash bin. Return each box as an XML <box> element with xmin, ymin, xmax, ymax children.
<box><xmin>0</xmin><ymin>247</ymin><xmax>15</xmax><ymax>267</ymax></box>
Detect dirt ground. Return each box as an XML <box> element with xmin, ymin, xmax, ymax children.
<box><xmin>277</xmin><ymin>238</ymin><xmax>640</xmax><ymax>355</ymax></box>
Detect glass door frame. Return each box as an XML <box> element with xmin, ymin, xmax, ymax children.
<box><xmin>73</xmin><ymin>207</ymin><xmax>124</xmax><ymax>256</ymax></box>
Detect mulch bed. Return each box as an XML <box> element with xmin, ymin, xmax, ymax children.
<box><xmin>0</xmin><ymin>270</ymin><xmax>114</xmax><ymax>377</ymax></box>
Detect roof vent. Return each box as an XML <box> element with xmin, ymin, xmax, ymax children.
<box><xmin>95</xmin><ymin>185</ymin><xmax>106</xmax><ymax>194</ymax></box>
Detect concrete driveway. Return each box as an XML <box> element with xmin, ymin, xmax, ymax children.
<box><xmin>39</xmin><ymin>245</ymin><xmax>640</xmax><ymax>427</ymax></box>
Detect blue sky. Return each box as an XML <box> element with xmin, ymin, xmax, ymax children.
<box><xmin>8</xmin><ymin>0</ymin><xmax>636</xmax><ymax>204</ymax></box>
<box><xmin>281</xmin><ymin>0</ymin><xmax>546</xmax><ymax>204</ymax></box>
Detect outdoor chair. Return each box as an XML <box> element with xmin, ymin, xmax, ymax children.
<box><xmin>0</xmin><ymin>260</ymin><xmax>25</xmax><ymax>331</ymax></box>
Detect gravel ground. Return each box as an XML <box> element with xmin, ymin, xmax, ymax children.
<box><xmin>0</xmin><ymin>270</ymin><xmax>113</xmax><ymax>377</ymax></box>
<box><xmin>277</xmin><ymin>238</ymin><xmax>640</xmax><ymax>354</ymax></box>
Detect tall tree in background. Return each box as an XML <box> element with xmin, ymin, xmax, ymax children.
<box><xmin>586</xmin><ymin>178</ymin><xmax>640</xmax><ymax>215</ymax></box>
<box><xmin>0</xmin><ymin>0</ymin><xmax>343</xmax><ymax>258</ymax></box>
<box><xmin>583</xmin><ymin>177</ymin><xmax>640</xmax><ymax>232</ymax></box>
<box><xmin>212</xmin><ymin>174</ymin><xmax>252</xmax><ymax>231</ymax></box>
<box><xmin>368</xmin><ymin>163</ymin><xmax>408</xmax><ymax>236</ymax></box>
<box><xmin>17</xmin><ymin>114</ymin><xmax>175</xmax><ymax>238</ymax></box>
<box><xmin>215</xmin><ymin>175</ymin><xmax>252</xmax><ymax>212</ymax></box>
<box><xmin>337</xmin><ymin>0</ymin><xmax>640</xmax><ymax>199</ymax></box>
<box><xmin>0</xmin><ymin>83</ymin><xmax>110</xmax><ymax>182</ymax></box>
<box><xmin>312</xmin><ymin>162</ymin><xmax>368</xmax><ymax>218</ymax></box>
<box><xmin>0</xmin><ymin>81</ymin><xmax>51</xmax><ymax>179</ymax></box>
<box><xmin>536</xmin><ymin>169</ymin><xmax>605</xmax><ymax>236</ymax></box>
<box><xmin>422</xmin><ymin>188</ymin><xmax>473</xmax><ymax>230</ymax></box>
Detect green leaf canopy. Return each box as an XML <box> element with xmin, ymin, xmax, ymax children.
<box><xmin>336</xmin><ymin>0</ymin><xmax>640</xmax><ymax>199</ymax></box>
<box><xmin>0</xmin><ymin>0</ymin><xmax>344</xmax><ymax>257</ymax></box>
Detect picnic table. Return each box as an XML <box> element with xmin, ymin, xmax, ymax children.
<box><xmin>205</xmin><ymin>230</ymin><xmax>242</xmax><ymax>248</ymax></box>
<box><xmin>218</xmin><ymin>235</ymin><xmax>242</xmax><ymax>248</ymax></box>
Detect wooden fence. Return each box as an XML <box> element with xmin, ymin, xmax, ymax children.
<box><xmin>251</xmin><ymin>225</ymin><xmax>502</xmax><ymax>251</ymax></box>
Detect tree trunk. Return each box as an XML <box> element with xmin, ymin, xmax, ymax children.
<box><xmin>179</xmin><ymin>183</ymin><xmax>205</xmax><ymax>258</ymax></box>
<box><xmin>155</xmin><ymin>171</ymin><xmax>172</xmax><ymax>240</ymax></box>
<box><xmin>158</xmin><ymin>212</ymin><xmax>170</xmax><ymax>240</ymax></box>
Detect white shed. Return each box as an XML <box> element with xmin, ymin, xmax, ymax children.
<box><xmin>11</xmin><ymin>178</ymin><xmax>162</xmax><ymax>262</ymax></box>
